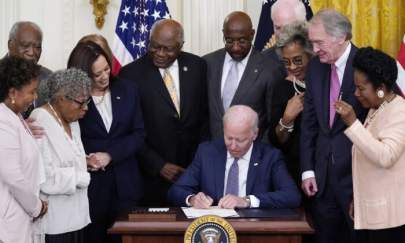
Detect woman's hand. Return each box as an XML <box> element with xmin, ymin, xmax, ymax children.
<box><xmin>282</xmin><ymin>93</ymin><xmax>304</xmax><ymax>125</ymax></box>
<box><xmin>335</xmin><ymin>100</ymin><xmax>357</xmax><ymax>126</ymax></box>
<box><xmin>86</xmin><ymin>152</ymin><xmax>112</xmax><ymax>171</ymax></box>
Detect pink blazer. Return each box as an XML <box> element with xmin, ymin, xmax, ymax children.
<box><xmin>0</xmin><ymin>103</ymin><xmax>42</xmax><ymax>243</ymax></box>
<box><xmin>345</xmin><ymin>96</ymin><xmax>405</xmax><ymax>230</ymax></box>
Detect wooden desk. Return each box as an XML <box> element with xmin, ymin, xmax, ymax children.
<box><xmin>108</xmin><ymin>208</ymin><xmax>314</xmax><ymax>243</ymax></box>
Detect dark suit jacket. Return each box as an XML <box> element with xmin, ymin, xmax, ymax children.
<box><xmin>204</xmin><ymin>48</ymin><xmax>284</xmax><ymax>139</ymax></box>
<box><xmin>119</xmin><ymin>52</ymin><xmax>208</xmax><ymax>205</ymax></box>
<box><xmin>168</xmin><ymin>139</ymin><xmax>301</xmax><ymax>208</ymax></box>
<box><xmin>79</xmin><ymin>78</ymin><xmax>145</xmax><ymax>208</ymax></box>
<box><xmin>300</xmin><ymin>44</ymin><xmax>367</xmax><ymax>197</ymax></box>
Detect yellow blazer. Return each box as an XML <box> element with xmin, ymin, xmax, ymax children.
<box><xmin>345</xmin><ymin>96</ymin><xmax>405</xmax><ymax>230</ymax></box>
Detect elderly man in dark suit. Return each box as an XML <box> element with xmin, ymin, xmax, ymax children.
<box><xmin>168</xmin><ymin>105</ymin><xmax>300</xmax><ymax>209</ymax></box>
<box><xmin>6</xmin><ymin>21</ymin><xmax>52</xmax><ymax>111</ymax></box>
<box><xmin>300</xmin><ymin>9</ymin><xmax>367</xmax><ymax>243</ymax></box>
<box><xmin>204</xmin><ymin>11</ymin><xmax>284</xmax><ymax>140</ymax></box>
<box><xmin>119</xmin><ymin>19</ymin><xmax>208</xmax><ymax>206</ymax></box>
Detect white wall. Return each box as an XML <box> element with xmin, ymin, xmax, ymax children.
<box><xmin>0</xmin><ymin>0</ymin><xmax>262</xmax><ymax>71</ymax></box>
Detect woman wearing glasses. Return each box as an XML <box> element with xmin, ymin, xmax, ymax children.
<box><xmin>29</xmin><ymin>68</ymin><xmax>92</xmax><ymax>243</ymax></box>
<box><xmin>268</xmin><ymin>21</ymin><xmax>313</xmax><ymax>183</ymax></box>
<box><xmin>67</xmin><ymin>40</ymin><xmax>145</xmax><ymax>243</ymax></box>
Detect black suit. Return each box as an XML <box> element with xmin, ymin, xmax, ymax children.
<box><xmin>119</xmin><ymin>52</ymin><xmax>208</xmax><ymax>206</ymax></box>
<box><xmin>300</xmin><ymin>44</ymin><xmax>367</xmax><ymax>243</ymax></box>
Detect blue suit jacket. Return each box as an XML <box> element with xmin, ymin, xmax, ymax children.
<box><xmin>300</xmin><ymin>44</ymin><xmax>367</xmax><ymax>197</ymax></box>
<box><xmin>79</xmin><ymin>78</ymin><xmax>145</xmax><ymax>205</ymax></box>
<box><xmin>168</xmin><ymin>139</ymin><xmax>301</xmax><ymax>208</ymax></box>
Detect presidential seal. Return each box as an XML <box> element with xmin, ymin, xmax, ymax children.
<box><xmin>184</xmin><ymin>215</ymin><xmax>237</xmax><ymax>243</ymax></box>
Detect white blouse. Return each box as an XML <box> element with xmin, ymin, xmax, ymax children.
<box><xmin>30</xmin><ymin>108</ymin><xmax>91</xmax><ymax>236</ymax></box>
<box><xmin>92</xmin><ymin>90</ymin><xmax>113</xmax><ymax>132</ymax></box>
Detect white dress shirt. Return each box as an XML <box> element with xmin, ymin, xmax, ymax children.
<box><xmin>159</xmin><ymin>60</ymin><xmax>180</xmax><ymax>102</ymax></box>
<box><xmin>220</xmin><ymin>48</ymin><xmax>253</xmax><ymax>96</ymax></box>
<box><xmin>301</xmin><ymin>42</ymin><xmax>352</xmax><ymax>181</ymax></box>
<box><xmin>92</xmin><ymin>90</ymin><xmax>113</xmax><ymax>132</ymax></box>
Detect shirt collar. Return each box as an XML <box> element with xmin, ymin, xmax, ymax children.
<box><xmin>334</xmin><ymin>42</ymin><xmax>351</xmax><ymax>71</ymax></box>
<box><xmin>226</xmin><ymin>142</ymin><xmax>254</xmax><ymax>162</ymax></box>
<box><xmin>159</xmin><ymin>59</ymin><xmax>179</xmax><ymax>72</ymax></box>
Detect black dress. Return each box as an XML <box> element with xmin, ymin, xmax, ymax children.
<box><xmin>268</xmin><ymin>79</ymin><xmax>305</xmax><ymax>185</ymax></box>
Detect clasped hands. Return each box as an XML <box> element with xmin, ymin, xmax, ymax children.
<box><xmin>189</xmin><ymin>192</ymin><xmax>249</xmax><ymax>209</ymax></box>
<box><xmin>86</xmin><ymin>152</ymin><xmax>111</xmax><ymax>171</ymax></box>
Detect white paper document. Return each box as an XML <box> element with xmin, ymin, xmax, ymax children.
<box><xmin>181</xmin><ymin>206</ymin><xmax>239</xmax><ymax>218</ymax></box>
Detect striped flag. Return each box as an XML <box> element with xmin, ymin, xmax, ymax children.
<box><xmin>397</xmin><ymin>34</ymin><xmax>405</xmax><ymax>97</ymax></box>
<box><xmin>112</xmin><ymin>0</ymin><xmax>170</xmax><ymax>75</ymax></box>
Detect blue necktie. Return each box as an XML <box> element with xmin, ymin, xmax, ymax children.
<box><xmin>225</xmin><ymin>158</ymin><xmax>239</xmax><ymax>196</ymax></box>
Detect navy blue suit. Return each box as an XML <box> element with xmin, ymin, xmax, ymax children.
<box><xmin>79</xmin><ymin>78</ymin><xmax>144</xmax><ymax>243</ymax></box>
<box><xmin>300</xmin><ymin>45</ymin><xmax>367</xmax><ymax>243</ymax></box>
<box><xmin>168</xmin><ymin>139</ymin><xmax>301</xmax><ymax>208</ymax></box>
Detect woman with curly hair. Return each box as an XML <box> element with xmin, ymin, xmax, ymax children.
<box><xmin>0</xmin><ymin>56</ymin><xmax>47</xmax><ymax>243</ymax></box>
<box><xmin>30</xmin><ymin>68</ymin><xmax>92</xmax><ymax>243</ymax></box>
<box><xmin>336</xmin><ymin>47</ymin><xmax>405</xmax><ymax>243</ymax></box>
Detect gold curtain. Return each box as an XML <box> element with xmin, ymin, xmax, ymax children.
<box><xmin>311</xmin><ymin>0</ymin><xmax>405</xmax><ymax>58</ymax></box>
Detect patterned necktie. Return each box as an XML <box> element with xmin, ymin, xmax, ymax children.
<box><xmin>163</xmin><ymin>69</ymin><xmax>180</xmax><ymax>114</ymax></box>
<box><xmin>222</xmin><ymin>61</ymin><xmax>239</xmax><ymax>110</ymax></box>
<box><xmin>225</xmin><ymin>158</ymin><xmax>239</xmax><ymax>196</ymax></box>
<box><xmin>329</xmin><ymin>64</ymin><xmax>341</xmax><ymax>127</ymax></box>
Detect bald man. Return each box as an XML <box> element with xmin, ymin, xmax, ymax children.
<box><xmin>5</xmin><ymin>21</ymin><xmax>52</xmax><ymax>116</ymax></box>
<box><xmin>119</xmin><ymin>19</ymin><xmax>208</xmax><ymax>206</ymax></box>
<box><xmin>168</xmin><ymin>105</ymin><xmax>300</xmax><ymax>209</ymax></box>
<box><xmin>204</xmin><ymin>11</ymin><xmax>284</xmax><ymax>140</ymax></box>
<box><xmin>262</xmin><ymin>0</ymin><xmax>307</xmax><ymax>64</ymax></box>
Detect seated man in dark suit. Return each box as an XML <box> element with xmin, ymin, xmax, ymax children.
<box><xmin>168</xmin><ymin>105</ymin><xmax>301</xmax><ymax>209</ymax></box>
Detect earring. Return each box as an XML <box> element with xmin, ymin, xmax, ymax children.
<box><xmin>377</xmin><ymin>90</ymin><xmax>385</xmax><ymax>98</ymax></box>
<box><xmin>11</xmin><ymin>98</ymin><xmax>15</xmax><ymax>104</ymax></box>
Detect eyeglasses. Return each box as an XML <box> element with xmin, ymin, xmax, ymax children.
<box><xmin>65</xmin><ymin>96</ymin><xmax>91</xmax><ymax>109</ymax></box>
<box><xmin>281</xmin><ymin>56</ymin><xmax>304</xmax><ymax>67</ymax></box>
<box><xmin>223</xmin><ymin>37</ymin><xmax>251</xmax><ymax>46</ymax></box>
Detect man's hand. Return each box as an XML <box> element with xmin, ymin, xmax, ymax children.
<box><xmin>25</xmin><ymin>117</ymin><xmax>45</xmax><ymax>139</ymax></box>
<box><xmin>218</xmin><ymin>194</ymin><xmax>249</xmax><ymax>209</ymax></box>
<box><xmin>160</xmin><ymin>163</ymin><xmax>185</xmax><ymax>183</ymax></box>
<box><xmin>86</xmin><ymin>152</ymin><xmax>112</xmax><ymax>171</ymax></box>
<box><xmin>33</xmin><ymin>200</ymin><xmax>48</xmax><ymax>222</ymax></box>
<box><xmin>349</xmin><ymin>199</ymin><xmax>354</xmax><ymax>221</ymax></box>
<box><xmin>189</xmin><ymin>192</ymin><xmax>213</xmax><ymax>209</ymax></box>
<box><xmin>302</xmin><ymin>177</ymin><xmax>318</xmax><ymax>197</ymax></box>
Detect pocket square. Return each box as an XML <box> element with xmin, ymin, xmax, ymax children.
<box><xmin>253</xmin><ymin>163</ymin><xmax>259</xmax><ymax>166</ymax></box>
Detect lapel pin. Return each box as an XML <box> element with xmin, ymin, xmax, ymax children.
<box><xmin>253</xmin><ymin>163</ymin><xmax>259</xmax><ymax>166</ymax></box>
<box><xmin>183</xmin><ymin>66</ymin><xmax>188</xmax><ymax>72</ymax></box>
<box><xmin>254</xmin><ymin>69</ymin><xmax>258</xmax><ymax>73</ymax></box>
<box><xmin>116</xmin><ymin>96</ymin><xmax>121</xmax><ymax>100</ymax></box>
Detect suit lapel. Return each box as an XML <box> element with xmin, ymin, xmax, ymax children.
<box><xmin>246</xmin><ymin>142</ymin><xmax>260</xmax><ymax>195</ymax></box>
<box><xmin>87</xmin><ymin>99</ymin><xmax>107</xmax><ymax>132</ymax></box>
<box><xmin>109</xmin><ymin>82</ymin><xmax>122</xmax><ymax>132</ymax></box>
<box><xmin>231</xmin><ymin>50</ymin><xmax>261</xmax><ymax>105</ymax></box>
<box><xmin>146</xmin><ymin>56</ymin><xmax>179</xmax><ymax>114</ymax></box>
<box><xmin>214</xmin><ymin>141</ymin><xmax>227</xmax><ymax>200</ymax></box>
<box><xmin>178</xmin><ymin>54</ymin><xmax>191</xmax><ymax>118</ymax></box>
<box><xmin>214</xmin><ymin>50</ymin><xmax>226</xmax><ymax>115</ymax></box>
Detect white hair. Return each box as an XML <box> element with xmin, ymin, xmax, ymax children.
<box><xmin>271</xmin><ymin>0</ymin><xmax>307</xmax><ymax>22</ymax></box>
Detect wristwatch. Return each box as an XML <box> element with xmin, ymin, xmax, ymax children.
<box><xmin>244</xmin><ymin>196</ymin><xmax>251</xmax><ymax>208</ymax></box>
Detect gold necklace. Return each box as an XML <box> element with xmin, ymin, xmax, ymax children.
<box><xmin>92</xmin><ymin>89</ymin><xmax>108</xmax><ymax>105</ymax></box>
<box><xmin>48</xmin><ymin>102</ymin><xmax>64</xmax><ymax>126</ymax></box>
<box><xmin>364</xmin><ymin>94</ymin><xmax>396</xmax><ymax>128</ymax></box>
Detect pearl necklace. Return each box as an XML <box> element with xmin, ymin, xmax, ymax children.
<box><xmin>292</xmin><ymin>77</ymin><xmax>306</xmax><ymax>95</ymax></box>
<box><xmin>47</xmin><ymin>103</ymin><xmax>85</xmax><ymax>162</ymax></box>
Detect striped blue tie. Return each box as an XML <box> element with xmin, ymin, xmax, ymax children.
<box><xmin>225</xmin><ymin>158</ymin><xmax>239</xmax><ymax>196</ymax></box>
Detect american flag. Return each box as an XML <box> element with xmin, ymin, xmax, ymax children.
<box><xmin>112</xmin><ymin>0</ymin><xmax>171</xmax><ymax>75</ymax></box>
<box><xmin>396</xmin><ymin>34</ymin><xmax>405</xmax><ymax>97</ymax></box>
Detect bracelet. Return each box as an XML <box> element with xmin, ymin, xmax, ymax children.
<box><xmin>279</xmin><ymin>118</ymin><xmax>294</xmax><ymax>133</ymax></box>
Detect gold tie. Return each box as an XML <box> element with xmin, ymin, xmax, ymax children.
<box><xmin>163</xmin><ymin>69</ymin><xmax>180</xmax><ymax>114</ymax></box>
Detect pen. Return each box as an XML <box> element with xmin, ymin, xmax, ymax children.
<box><xmin>338</xmin><ymin>91</ymin><xmax>343</xmax><ymax>101</ymax></box>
